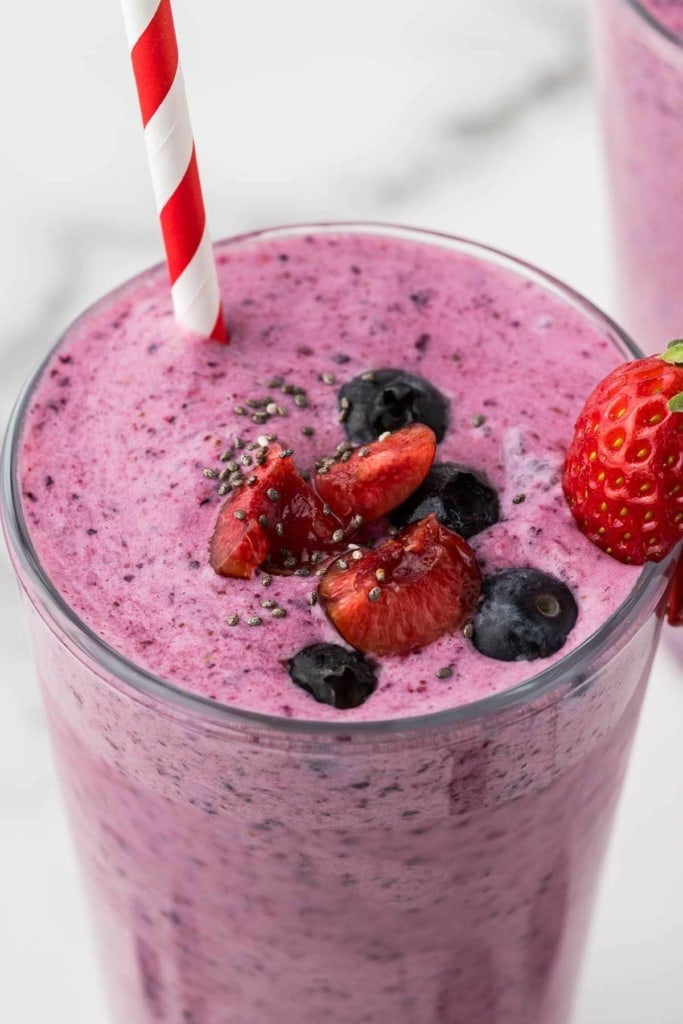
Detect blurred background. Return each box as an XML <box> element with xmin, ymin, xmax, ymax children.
<box><xmin>1</xmin><ymin>0</ymin><xmax>682</xmax><ymax>1020</ymax></box>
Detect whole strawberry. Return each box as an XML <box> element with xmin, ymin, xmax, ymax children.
<box><xmin>563</xmin><ymin>340</ymin><xmax>683</xmax><ymax>565</ymax></box>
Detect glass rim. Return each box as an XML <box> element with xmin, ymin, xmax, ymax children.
<box><xmin>627</xmin><ymin>0</ymin><xmax>683</xmax><ymax>47</ymax></box>
<box><xmin>0</xmin><ymin>220</ymin><xmax>674</xmax><ymax>739</ymax></box>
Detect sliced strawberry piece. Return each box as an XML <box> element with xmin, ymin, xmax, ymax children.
<box><xmin>667</xmin><ymin>553</ymin><xmax>683</xmax><ymax>626</ymax></box>
<box><xmin>314</xmin><ymin>423</ymin><xmax>437</xmax><ymax>523</ymax></box>
<box><xmin>210</xmin><ymin>446</ymin><xmax>337</xmax><ymax>577</ymax></box>
<box><xmin>318</xmin><ymin>514</ymin><xmax>481</xmax><ymax>656</ymax></box>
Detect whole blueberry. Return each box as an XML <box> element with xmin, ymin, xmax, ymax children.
<box><xmin>391</xmin><ymin>463</ymin><xmax>499</xmax><ymax>539</ymax></box>
<box><xmin>471</xmin><ymin>568</ymin><xmax>578</xmax><ymax>662</ymax></box>
<box><xmin>288</xmin><ymin>643</ymin><xmax>377</xmax><ymax>709</ymax></box>
<box><xmin>339</xmin><ymin>368</ymin><xmax>449</xmax><ymax>444</ymax></box>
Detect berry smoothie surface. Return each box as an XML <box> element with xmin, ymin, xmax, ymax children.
<box><xmin>18</xmin><ymin>228</ymin><xmax>639</xmax><ymax>721</ymax></box>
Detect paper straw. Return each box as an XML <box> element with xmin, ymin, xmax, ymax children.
<box><xmin>120</xmin><ymin>0</ymin><xmax>227</xmax><ymax>342</ymax></box>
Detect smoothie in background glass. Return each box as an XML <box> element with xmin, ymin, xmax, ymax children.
<box><xmin>0</xmin><ymin>224</ymin><xmax>675</xmax><ymax>1023</ymax></box>
<box><xmin>591</xmin><ymin>0</ymin><xmax>683</xmax><ymax>353</ymax></box>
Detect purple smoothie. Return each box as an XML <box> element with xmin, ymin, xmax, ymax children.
<box><xmin>2</xmin><ymin>225</ymin><xmax>670</xmax><ymax>1023</ymax></box>
<box><xmin>17</xmin><ymin>228</ymin><xmax>638</xmax><ymax>719</ymax></box>
<box><xmin>592</xmin><ymin>0</ymin><xmax>683</xmax><ymax>353</ymax></box>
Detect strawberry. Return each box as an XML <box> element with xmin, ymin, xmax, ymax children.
<box><xmin>314</xmin><ymin>423</ymin><xmax>437</xmax><ymax>522</ymax></box>
<box><xmin>209</xmin><ymin>446</ymin><xmax>337</xmax><ymax>577</ymax></box>
<box><xmin>563</xmin><ymin>341</ymin><xmax>683</xmax><ymax>565</ymax></box>
<box><xmin>318</xmin><ymin>514</ymin><xmax>481</xmax><ymax>656</ymax></box>
<box><xmin>667</xmin><ymin>555</ymin><xmax>683</xmax><ymax>627</ymax></box>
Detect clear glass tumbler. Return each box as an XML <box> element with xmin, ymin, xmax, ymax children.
<box><xmin>1</xmin><ymin>225</ymin><xmax>676</xmax><ymax>1024</ymax></box>
<box><xmin>591</xmin><ymin>0</ymin><xmax>683</xmax><ymax>353</ymax></box>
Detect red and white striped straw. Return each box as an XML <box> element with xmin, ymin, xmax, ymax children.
<box><xmin>120</xmin><ymin>0</ymin><xmax>227</xmax><ymax>342</ymax></box>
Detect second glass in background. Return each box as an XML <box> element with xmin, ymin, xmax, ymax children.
<box><xmin>591</xmin><ymin>0</ymin><xmax>683</xmax><ymax>353</ymax></box>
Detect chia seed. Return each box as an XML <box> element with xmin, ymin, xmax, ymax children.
<box><xmin>240</xmin><ymin>454</ymin><xmax>253</xmax><ymax>467</ymax></box>
<box><xmin>258</xmin><ymin>515</ymin><xmax>270</xmax><ymax>529</ymax></box>
<box><xmin>261</xmin><ymin>599</ymin><xmax>277</xmax><ymax>610</ymax></box>
<box><xmin>512</xmin><ymin>493</ymin><xmax>526</xmax><ymax>505</ymax></box>
<box><xmin>233</xmin><ymin>405</ymin><xmax>247</xmax><ymax>416</ymax></box>
<box><xmin>261</xmin><ymin>574</ymin><xmax>273</xmax><ymax>587</ymax></box>
<box><xmin>203</xmin><ymin>468</ymin><xmax>218</xmax><ymax>479</ymax></box>
<box><xmin>234</xmin><ymin>510</ymin><xmax>247</xmax><ymax>521</ymax></box>
<box><xmin>302</xmin><ymin>426</ymin><xmax>315</xmax><ymax>437</ymax></box>
<box><xmin>436</xmin><ymin>666</ymin><xmax>453</xmax><ymax>679</ymax></box>
<box><xmin>462</xmin><ymin>623</ymin><xmax>474</xmax><ymax>639</ymax></box>
<box><xmin>267</xmin><ymin>488</ymin><xmax>280</xmax><ymax>502</ymax></box>
<box><xmin>272</xmin><ymin>607</ymin><xmax>287</xmax><ymax>619</ymax></box>
<box><xmin>227</xmin><ymin>614</ymin><xmax>239</xmax><ymax>626</ymax></box>
<box><xmin>308</xmin><ymin>592</ymin><xmax>318</xmax><ymax>606</ymax></box>
<box><xmin>320</xmin><ymin>372</ymin><xmax>336</xmax><ymax>385</ymax></box>
<box><xmin>247</xmin><ymin>616</ymin><xmax>263</xmax><ymax>627</ymax></box>
<box><xmin>332</xmin><ymin>529</ymin><xmax>344</xmax><ymax>543</ymax></box>
<box><xmin>368</xmin><ymin>586</ymin><xmax>382</xmax><ymax>602</ymax></box>
<box><xmin>294</xmin><ymin>394</ymin><xmax>308</xmax><ymax>408</ymax></box>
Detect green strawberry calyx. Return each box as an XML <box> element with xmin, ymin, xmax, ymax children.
<box><xmin>660</xmin><ymin>339</ymin><xmax>683</xmax><ymax>365</ymax></box>
<box><xmin>660</xmin><ymin>341</ymin><xmax>683</xmax><ymax>412</ymax></box>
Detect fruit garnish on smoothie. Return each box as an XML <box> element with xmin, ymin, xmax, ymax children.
<box><xmin>208</xmin><ymin>364</ymin><xmax>586</xmax><ymax>690</ymax></box>
<box><xmin>563</xmin><ymin>339</ymin><xmax>683</xmax><ymax>622</ymax></box>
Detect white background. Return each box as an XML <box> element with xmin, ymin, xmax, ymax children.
<box><xmin>1</xmin><ymin>0</ymin><xmax>682</xmax><ymax>1020</ymax></box>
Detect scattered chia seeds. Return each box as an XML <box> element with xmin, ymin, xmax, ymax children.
<box><xmin>472</xmin><ymin>414</ymin><xmax>486</xmax><ymax>427</ymax></box>
<box><xmin>272</xmin><ymin>607</ymin><xmax>287</xmax><ymax>619</ymax></box>
<box><xmin>234</xmin><ymin>405</ymin><xmax>247</xmax><ymax>416</ymax></box>
<box><xmin>233</xmin><ymin>510</ymin><xmax>247</xmax><ymax>521</ymax></box>
<box><xmin>375</xmin><ymin>568</ymin><xmax>386</xmax><ymax>582</ymax></box>
<box><xmin>320</xmin><ymin>372</ymin><xmax>336</xmax><ymax>385</ymax></box>
<box><xmin>227</xmin><ymin>614</ymin><xmax>239</xmax><ymax>626</ymax></box>
<box><xmin>240</xmin><ymin>454</ymin><xmax>253</xmax><ymax>467</ymax></box>
<box><xmin>351</xmin><ymin>549</ymin><xmax>364</xmax><ymax>561</ymax></box>
<box><xmin>436</xmin><ymin>666</ymin><xmax>453</xmax><ymax>680</ymax></box>
<box><xmin>351</xmin><ymin>514</ymin><xmax>363</xmax><ymax>529</ymax></box>
<box><xmin>218</xmin><ymin>483</ymin><xmax>231</xmax><ymax>496</ymax></box>
<box><xmin>332</xmin><ymin>529</ymin><xmax>344</xmax><ymax>543</ymax></box>
<box><xmin>247</xmin><ymin>616</ymin><xmax>263</xmax><ymax>627</ymax></box>
<box><xmin>302</xmin><ymin>426</ymin><xmax>315</xmax><ymax>436</ymax></box>
<box><xmin>294</xmin><ymin>394</ymin><xmax>308</xmax><ymax>408</ymax></box>
<box><xmin>261</xmin><ymin>599</ymin><xmax>277</xmax><ymax>610</ymax></box>
<box><xmin>266</xmin><ymin>403</ymin><xmax>279</xmax><ymax>416</ymax></box>
<box><xmin>308</xmin><ymin>592</ymin><xmax>318</xmax><ymax>606</ymax></box>
<box><xmin>294</xmin><ymin>567</ymin><xmax>311</xmax><ymax>577</ymax></box>
<box><xmin>368</xmin><ymin>586</ymin><xmax>382</xmax><ymax>602</ymax></box>
<box><xmin>462</xmin><ymin>623</ymin><xmax>474</xmax><ymax>639</ymax></box>
<box><xmin>258</xmin><ymin>515</ymin><xmax>270</xmax><ymax>529</ymax></box>
<box><xmin>266</xmin><ymin>376</ymin><xmax>283</xmax><ymax>388</ymax></box>
<box><xmin>267</xmin><ymin>488</ymin><xmax>280</xmax><ymax>502</ymax></box>
<box><xmin>359</xmin><ymin>446</ymin><xmax>371</xmax><ymax>458</ymax></box>
<box><xmin>261</xmin><ymin>574</ymin><xmax>273</xmax><ymax>588</ymax></box>
<box><xmin>203</xmin><ymin>468</ymin><xmax>218</xmax><ymax>479</ymax></box>
<box><xmin>512</xmin><ymin>493</ymin><xmax>526</xmax><ymax>505</ymax></box>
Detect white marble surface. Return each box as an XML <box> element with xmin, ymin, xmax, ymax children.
<box><xmin>1</xmin><ymin>0</ymin><xmax>682</xmax><ymax>1020</ymax></box>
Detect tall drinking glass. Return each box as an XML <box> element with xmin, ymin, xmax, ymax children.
<box><xmin>591</xmin><ymin>0</ymin><xmax>683</xmax><ymax>353</ymax></box>
<box><xmin>1</xmin><ymin>225</ymin><xmax>675</xmax><ymax>1024</ymax></box>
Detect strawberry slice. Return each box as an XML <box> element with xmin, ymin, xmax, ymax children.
<box><xmin>667</xmin><ymin>554</ymin><xmax>683</xmax><ymax>626</ymax></box>
<box><xmin>314</xmin><ymin>423</ymin><xmax>437</xmax><ymax>523</ymax></box>
<box><xmin>318</xmin><ymin>514</ymin><xmax>481</xmax><ymax>656</ymax></box>
<box><xmin>210</xmin><ymin>446</ymin><xmax>336</xmax><ymax>577</ymax></box>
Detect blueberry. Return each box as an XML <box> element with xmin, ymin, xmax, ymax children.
<box><xmin>288</xmin><ymin>643</ymin><xmax>377</xmax><ymax>709</ymax></box>
<box><xmin>391</xmin><ymin>463</ymin><xmax>499</xmax><ymax>539</ymax></box>
<box><xmin>339</xmin><ymin>368</ymin><xmax>449</xmax><ymax>444</ymax></box>
<box><xmin>470</xmin><ymin>569</ymin><xmax>578</xmax><ymax>662</ymax></box>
